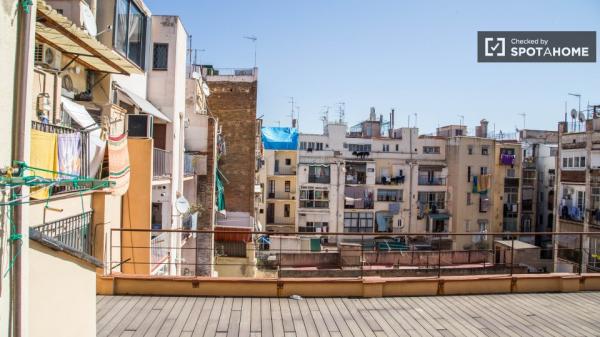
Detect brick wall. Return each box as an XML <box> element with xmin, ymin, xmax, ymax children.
<box><xmin>206</xmin><ymin>80</ymin><xmax>257</xmax><ymax>213</ymax></box>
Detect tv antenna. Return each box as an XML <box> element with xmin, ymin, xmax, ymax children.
<box><xmin>243</xmin><ymin>35</ymin><xmax>257</xmax><ymax>67</ymax></box>
<box><xmin>337</xmin><ymin>102</ymin><xmax>345</xmax><ymax>123</ymax></box>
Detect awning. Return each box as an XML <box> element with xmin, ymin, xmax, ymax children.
<box><xmin>115</xmin><ymin>85</ymin><xmax>172</xmax><ymax>123</ymax></box>
<box><xmin>36</xmin><ymin>0</ymin><xmax>142</xmax><ymax>75</ymax></box>
<box><xmin>429</xmin><ymin>213</ymin><xmax>450</xmax><ymax>220</ymax></box>
<box><xmin>61</xmin><ymin>98</ymin><xmax>105</xmax><ymax>177</ymax></box>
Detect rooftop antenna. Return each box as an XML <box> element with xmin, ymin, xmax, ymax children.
<box><xmin>458</xmin><ymin>115</ymin><xmax>464</xmax><ymax>128</ymax></box>
<box><xmin>518</xmin><ymin>113</ymin><xmax>526</xmax><ymax>130</ymax></box>
<box><xmin>243</xmin><ymin>35</ymin><xmax>258</xmax><ymax>68</ymax></box>
<box><xmin>570</xmin><ymin>108</ymin><xmax>578</xmax><ymax>132</ymax></box>
<box><xmin>288</xmin><ymin>97</ymin><xmax>295</xmax><ymax>126</ymax></box>
<box><xmin>568</xmin><ymin>93</ymin><xmax>581</xmax><ymax>131</ymax></box>
<box><xmin>413</xmin><ymin>113</ymin><xmax>418</xmax><ymax>129</ymax></box>
<box><xmin>337</xmin><ymin>102</ymin><xmax>345</xmax><ymax>123</ymax></box>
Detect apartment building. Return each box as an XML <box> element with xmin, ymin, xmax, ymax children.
<box><xmin>258</xmin><ymin>127</ymin><xmax>298</xmax><ymax>233</ymax></box>
<box><xmin>556</xmin><ymin>115</ymin><xmax>600</xmax><ymax>272</ymax></box>
<box><xmin>296</xmin><ymin>109</ymin><xmax>449</xmax><ymax>246</ymax></box>
<box><xmin>519</xmin><ymin>129</ymin><xmax>558</xmax><ymax>249</ymax></box>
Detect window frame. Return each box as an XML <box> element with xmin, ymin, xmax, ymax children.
<box><xmin>113</xmin><ymin>0</ymin><xmax>147</xmax><ymax>69</ymax></box>
<box><xmin>152</xmin><ymin>43</ymin><xmax>169</xmax><ymax>70</ymax></box>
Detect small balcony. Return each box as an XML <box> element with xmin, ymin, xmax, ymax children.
<box><xmin>377</xmin><ymin>175</ymin><xmax>405</xmax><ymax>185</ymax></box>
<box><xmin>274</xmin><ymin>166</ymin><xmax>296</xmax><ymax>176</ymax></box>
<box><xmin>418</xmin><ymin>176</ymin><xmax>446</xmax><ymax>186</ymax></box>
<box><xmin>29</xmin><ymin>211</ymin><xmax>94</xmax><ymax>256</ymax></box>
<box><xmin>500</xmin><ymin>153</ymin><xmax>516</xmax><ymax>166</ymax></box>
<box><xmin>267</xmin><ymin>191</ymin><xmax>296</xmax><ymax>200</ymax></box>
<box><xmin>184</xmin><ymin>153</ymin><xmax>195</xmax><ymax>176</ymax></box>
<box><xmin>345</xmin><ymin>186</ymin><xmax>374</xmax><ymax>209</ymax></box>
<box><xmin>308</xmin><ymin>175</ymin><xmax>330</xmax><ymax>184</ymax></box>
<box><xmin>153</xmin><ymin>148</ymin><xmax>172</xmax><ymax>179</ymax></box>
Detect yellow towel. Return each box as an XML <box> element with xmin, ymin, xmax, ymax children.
<box><xmin>30</xmin><ymin>129</ymin><xmax>58</xmax><ymax>199</ymax></box>
<box><xmin>479</xmin><ymin>174</ymin><xmax>491</xmax><ymax>191</ymax></box>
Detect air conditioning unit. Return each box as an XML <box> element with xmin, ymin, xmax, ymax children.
<box><xmin>34</xmin><ymin>43</ymin><xmax>62</xmax><ymax>70</ymax></box>
<box><xmin>127</xmin><ymin>114</ymin><xmax>154</xmax><ymax>138</ymax></box>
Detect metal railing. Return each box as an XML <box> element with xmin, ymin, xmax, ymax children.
<box><xmin>274</xmin><ymin>166</ymin><xmax>296</xmax><ymax>176</ymax></box>
<box><xmin>108</xmin><ymin>229</ymin><xmax>600</xmax><ymax>278</ymax></box>
<box><xmin>32</xmin><ymin>121</ymin><xmax>91</xmax><ymax>179</ymax></box>
<box><xmin>308</xmin><ymin>175</ymin><xmax>331</xmax><ymax>184</ymax></box>
<box><xmin>418</xmin><ymin>176</ymin><xmax>446</xmax><ymax>185</ymax></box>
<box><xmin>184</xmin><ymin>153</ymin><xmax>195</xmax><ymax>176</ymax></box>
<box><xmin>31</xmin><ymin>211</ymin><xmax>93</xmax><ymax>255</ymax></box>
<box><xmin>153</xmin><ymin>148</ymin><xmax>172</xmax><ymax>178</ymax></box>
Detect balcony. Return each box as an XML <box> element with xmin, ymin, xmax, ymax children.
<box><xmin>29</xmin><ymin>211</ymin><xmax>94</xmax><ymax>256</ymax></box>
<box><xmin>274</xmin><ymin>166</ymin><xmax>296</xmax><ymax>176</ymax></box>
<box><xmin>345</xmin><ymin>186</ymin><xmax>374</xmax><ymax>209</ymax></box>
<box><xmin>153</xmin><ymin>148</ymin><xmax>172</xmax><ymax>179</ymax></box>
<box><xmin>184</xmin><ymin>153</ymin><xmax>195</xmax><ymax>176</ymax></box>
<box><xmin>151</xmin><ymin>232</ymin><xmax>171</xmax><ymax>273</ymax></box>
<box><xmin>500</xmin><ymin>153</ymin><xmax>516</xmax><ymax>165</ymax></box>
<box><xmin>31</xmin><ymin>121</ymin><xmax>91</xmax><ymax>179</ymax></box>
<box><xmin>267</xmin><ymin>191</ymin><xmax>296</xmax><ymax>200</ymax></box>
<box><xmin>308</xmin><ymin>175</ymin><xmax>330</xmax><ymax>184</ymax></box>
<box><xmin>418</xmin><ymin>176</ymin><xmax>446</xmax><ymax>186</ymax></box>
<box><xmin>377</xmin><ymin>175</ymin><xmax>405</xmax><ymax>185</ymax></box>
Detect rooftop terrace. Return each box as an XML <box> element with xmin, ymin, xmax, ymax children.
<box><xmin>97</xmin><ymin>292</ymin><xmax>600</xmax><ymax>336</ymax></box>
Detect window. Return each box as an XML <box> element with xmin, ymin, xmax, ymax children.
<box><xmin>308</xmin><ymin>165</ymin><xmax>330</xmax><ymax>183</ymax></box>
<box><xmin>348</xmin><ymin>144</ymin><xmax>371</xmax><ymax>152</ymax></box>
<box><xmin>382</xmin><ymin>144</ymin><xmax>390</xmax><ymax>152</ymax></box>
<box><xmin>568</xmin><ymin>157</ymin><xmax>573</xmax><ymax>167</ymax></box>
<box><xmin>114</xmin><ymin>0</ymin><xmax>147</xmax><ymax>68</ymax></box>
<box><xmin>481</xmin><ymin>146</ymin><xmax>489</xmax><ymax>155</ymax></box>
<box><xmin>577</xmin><ymin>191</ymin><xmax>585</xmax><ymax>213</ymax></box>
<box><xmin>581</xmin><ymin>156</ymin><xmax>586</xmax><ymax>167</ymax></box>
<box><xmin>152</xmin><ymin>43</ymin><xmax>168</xmax><ymax>70</ymax></box>
<box><xmin>284</xmin><ymin>204</ymin><xmax>290</xmax><ymax>217</ymax></box>
<box><xmin>284</xmin><ymin>181</ymin><xmax>290</xmax><ymax>192</ymax></box>
<box><xmin>563</xmin><ymin>157</ymin><xmax>568</xmax><ymax>168</ymax></box>
<box><xmin>480</xmin><ymin>166</ymin><xmax>488</xmax><ymax>175</ymax></box>
<box><xmin>575</xmin><ymin>157</ymin><xmax>580</xmax><ymax>167</ymax></box>
<box><xmin>316</xmin><ymin>143</ymin><xmax>323</xmax><ymax>151</ymax></box>
<box><xmin>550</xmin><ymin>147</ymin><xmax>558</xmax><ymax>157</ymax></box>
<box><xmin>343</xmin><ymin>212</ymin><xmax>374</xmax><ymax>232</ymax></box>
<box><xmin>299</xmin><ymin>187</ymin><xmax>329</xmax><ymax>208</ymax></box>
<box><xmin>423</xmin><ymin>146</ymin><xmax>440</xmax><ymax>154</ymax></box>
<box><xmin>285</xmin><ymin>158</ymin><xmax>291</xmax><ymax>165</ymax></box>
<box><xmin>500</xmin><ymin>148</ymin><xmax>515</xmax><ymax>155</ymax></box>
<box><xmin>395</xmin><ymin>144</ymin><xmax>399</xmax><ymax>151</ymax></box>
<box><xmin>377</xmin><ymin>189</ymin><xmax>402</xmax><ymax>202</ymax></box>
<box><xmin>592</xmin><ymin>187</ymin><xmax>600</xmax><ymax>210</ymax></box>
<box><xmin>468</xmin><ymin>145</ymin><xmax>473</xmax><ymax>155</ymax></box>
<box><xmin>418</xmin><ymin>192</ymin><xmax>445</xmax><ymax>210</ymax></box>
<box><xmin>467</xmin><ymin>192</ymin><xmax>472</xmax><ymax>205</ymax></box>
<box><xmin>467</xmin><ymin>166</ymin><xmax>471</xmax><ymax>182</ymax></box>
<box><xmin>299</xmin><ymin>141</ymin><xmax>306</xmax><ymax>150</ymax></box>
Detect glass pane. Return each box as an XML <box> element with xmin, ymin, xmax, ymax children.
<box><xmin>128</xmin><ymin>2</ymin><xmax>145</xmax><ymax>68</ymax></box>
<box><xmin>114</xmin><ymin>0</ymin><xmax>129</xmax><ymax>55</ymax></box>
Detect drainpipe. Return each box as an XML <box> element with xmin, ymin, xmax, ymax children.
<box><xmin>11</xmin><ymin>3</ymin><xmax>34</xmax><ymax>337</ymax></box>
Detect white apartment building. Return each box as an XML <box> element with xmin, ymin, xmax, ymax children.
<box><xmin>296</xmin><ymin>109</ymin><xmax>449</xmax><ymax>245</ymax></box>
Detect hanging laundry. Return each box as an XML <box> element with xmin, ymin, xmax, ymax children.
<box><xmin>108</xmin><ymin>134</ymin><xmax>130</xmax><ymax>196</ymax></box>
<box><xmin>472</xmin><ymin>175</ymin><xmax>479</xmax><ymax>193</ymax></box>
<box><xmin>30</xmin><ymin>129</ymin><xmax>58</xmax><ymax>199</ymax></box>
<box><xmin>478</xmin><ymin>174</ymin><xmax>491</xmax><ymax>193</ymax></box>
<box><xmin>500</xmin><ymin>154</ymin><xmax>516</xmax><ymax>165</ymax></box>
<box><xmin>57</xmin><ymin>132</ymin><xmax>82</xmax><ymax>177</ymax></box>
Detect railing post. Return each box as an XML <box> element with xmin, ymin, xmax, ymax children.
<box><xmin>579</xmin><ymin>232</ymin><xmax>583</xmax><ymax>275</ymax></box>
<box><xmin>360</xmin><ymin>234</ymin><xmax>364</xmax><ymax>279</ymax></box>
<box><xmin>510</xmin><ymin>236</ymin><xmax>515</xmax><ymax>276</ymax></box>
<box><xmin>437</xmin><ymin>234</ymin><xmax>442</xmax><ymax>278</ymax></box>
<box><xmin>278</xmin><ymin>233</ymin><xmax>282</xmax><ymax>280</ymax></box>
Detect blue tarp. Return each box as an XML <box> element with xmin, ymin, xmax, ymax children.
<box><xmin>261</xmin><ymin>127</ymin><xmax>298</xmax><ymax>150</ymax></box>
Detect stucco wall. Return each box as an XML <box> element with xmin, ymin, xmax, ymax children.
<box><xmin>29</xmin><ymin>242</ymin><xmax>96</xmax><ymax>337</ymax></box>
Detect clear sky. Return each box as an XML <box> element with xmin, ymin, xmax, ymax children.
<box><xmin>145</xmin><ymin>0</ymin><xmax>600</xmax><ymax>135</ymax></box>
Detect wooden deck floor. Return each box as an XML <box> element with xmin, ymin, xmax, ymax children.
<box><xmin>97</xmin><ymin>292</ymin><xmax>600</xmax><ymax>337</ymax></box>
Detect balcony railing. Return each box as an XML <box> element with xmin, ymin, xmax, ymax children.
<box><xmin>418</xmin><ymin>176</ymin><xmax>446</xmax><ymax>185</ymax></box>
<box><xmin>267</xmin><ymin>191</ymin><xmax>296</xmax><ymax>200</ymax></box>
<box><xmin>377</xmin><ymin>176</ymin><xmax>405</xmax><ymax>185</ymax></box>
<box><xmin>274</xmin><ymin>166</ymin><xmax>296</xmax><ymax>176</ymax></box>
<box><xmin>153</xmin><ymin>148</ymin><xmax>172</xmax><ymax>178</ymax></box>
<box><xmin>308</xmin><ymin>175</ymin><xmax>330</xmax><ymax>184</ymax></box>
<box><xmin>30</xmin><ymin>211</ymin><xmax>93</xmax><ymax>255</ymax></box>
<box><xmin>108</xmin><ymin>229</ymin><xmax>600</xmax><ymax>279</ymax></box>
<box><xmin>31</xmin><ymin>121</ymin><xmax>91</xmax><ymax>179</ymax></box>
<box><xmin>184</xmin><ymin>153</ymin><xmax>195</xmax><ymax>176</ymax></box>
<box><xmin>151</xmin><ymin>232</ymin><xmax>171</xmax><ymax>272</ymax></box>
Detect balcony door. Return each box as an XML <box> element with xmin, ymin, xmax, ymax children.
<box><xmin>266</xmin><ymin>203</ymin><xmax>275</xmax><ymax>224</ymax></box>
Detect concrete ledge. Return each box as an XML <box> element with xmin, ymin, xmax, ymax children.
<box><xmin>97</xmin><ymin>273</ymin><xmax>600</xmax><ymax>297</ymax></box>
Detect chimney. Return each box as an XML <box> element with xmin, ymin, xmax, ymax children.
<box><xmin>476</xmin><ymin>119</ymin><xmax>488</xmax><ymax>138</ymax></box>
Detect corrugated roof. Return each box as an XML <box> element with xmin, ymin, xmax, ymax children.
<box><xmin>36</xmin><ymin>0</ymin><xmax>142</xmax><ymax>75</ymax></box>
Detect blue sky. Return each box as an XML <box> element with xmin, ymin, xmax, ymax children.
<box><xmin>145</xmin><ymin>0</ymin><xmax>600</xmax><ymax>134</ymax></box>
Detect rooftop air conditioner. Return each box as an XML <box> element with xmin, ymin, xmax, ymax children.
<box><xmin>34</xmin><ymin>43</ymin><xmax>62</xmax><ymax>70</ymax></box>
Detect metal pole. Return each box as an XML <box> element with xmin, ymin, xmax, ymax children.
<box><xmin>579</xmin><ymin>232</ymin><xmax>583</xmax><ymax>275</ymax></box>
<box><xmin>360</xmin><ymin>234</ymin><xmax>364</xmax><ymax>279</ymax></box>
<box><xmin>437</xmin><ymin>235</ymin><xmax>442</xmax><ymax>278</ymax></box>
<box><xmin>510</xmin><ymin>238</ymin><xmax>515</xmax><ymax>276</ymax></box>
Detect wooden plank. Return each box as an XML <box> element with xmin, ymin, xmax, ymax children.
<box><xmin>279</xmin><ymin>298</ymin><xmax>296</xmax><ymax>333</ymax></box>
<box><xmin>227</xmin><ymin>309</ymin><xmax>241</xmax><ymax>337</ymax></box>
<box><xmin>260</xmin><ymin>298</ymin><xmax>273</xmax><ymax>337</ymax></box>
<box><xmin>238</xmin><ymin>297</ymin><xmax>252</xmax><ymax>337</ymax></box>
<box><xmin>288</xmin><ymin>299</ymin><xmax>308</xmax><ymax>337</ymax></box>
<box><xmin>379</xmin><ymin>298</ymin><xmax>435</xmax><ymax>337</ymax></box>
<box><xmin>322</xmin><ymin>298</ymin><xmax>355</xmax><ymax>337</ymax></box>
<box><xmin>297</xmin><ymin>297</ymin><xmax>319</xmax><ymax>337</ymax></box>
<box><xmin>182</xmin><ymin>297</ymin><xmax>206</xmax><ymax>333</ymax></box>
<box><xmin>340</xmin><ymin>298</ymin><xmax>377</xmax><ymax>337</ymax></box>
<box><xmin>157</xmin><ymin>297</ymin><xmax>189</xmax><ymax>337</ymax></box>
<box><xmin>97</xmin><ymin>296</ymin><xmax>141</xmax><ymax>336</ymax></box>
<box><xmin>270</xmin><ymin>298</ymin><xmax>285</xmax><ymax>337</ymax></box>
<box><xmin>315</xmin><ymin>298</ymin><xmax>341</xmax><ymax>333</ymax></box>
<box><xmin>168</xmin><ymin>298</ymin><xmax>197</xmax><ymax>337</ymax></box>
<box><xmin>310</xmin><ymin>308</ymin><xmax>332</xmax><ymax>337</ymax></box>
<box><xmin>142</xmin><ymin>297</ymin><xmax>179</xmax><ymax>337</ymax></box>
<box><xmin>99</xmin><ymin>296</ymin><xmax>149</xmax><ymax>337</ymax></box>
<box><xmin>217</xmin><ymin>298</ymin><xmax>234</xmax><ymax>333</ymax></box>
<box><xmin>250</xmin><ymin>298</ymin><xmax>262</xmax><ymax>333</ymax></box>
<box><xmin>191</xmin><ymin>297</ymin><xmax>216</xmax><ymax>337</ymax></box>
<box><xmin>203</xmin><ymin>297</ymin><xmax>225</xmax><ymax>337</ymax></box>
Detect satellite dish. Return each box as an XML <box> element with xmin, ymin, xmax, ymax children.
<box><xmin>578</xmin><ymin>112</ymin><xmax>585</xmax><ymax>123</ymax></box>
<box><xmin>175</xmin><ymin>196</ymin><xmax>190</xmax><ymax>215</ymax></box>
<box><xmin>570</xmin><ymin>109</ymin><xmax>578</xmax><ymax>119</ymax></box>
